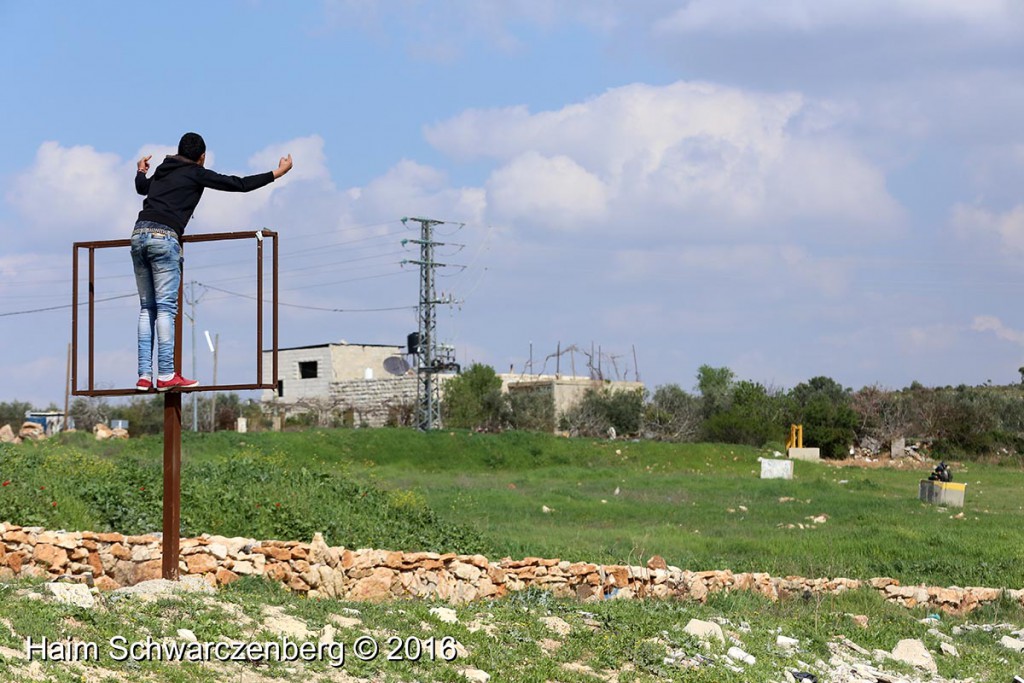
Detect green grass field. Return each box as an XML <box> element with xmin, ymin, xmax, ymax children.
<box><xmin>5</xmin><ymin>428</ymin><xmax>1021</xmax><ymax>588</ymax></box>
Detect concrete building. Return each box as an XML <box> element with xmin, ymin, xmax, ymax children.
<box><xmin>259</xmin><ymin>344</ymin><xmax>644</xmax><ymax>430</ymax></box>
<box><xmin>498</xmin><ymin>373</ymin><xmax>645</xmax><ymax>419</ymax></box>
<box><xmin>261</xmin><ymin>342</ymin><xmax>417</xmax><ymax>427</ymax></box>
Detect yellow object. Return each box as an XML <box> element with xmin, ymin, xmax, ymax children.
<box><xmin>786</xmin><ymin>424</ymin><xmax>803</xmax><ymax>449</ymax></box>
<box><xmin>934</xmin><ymin>481</ymin><xmax>966</xmax><ymax>492</ymax></box>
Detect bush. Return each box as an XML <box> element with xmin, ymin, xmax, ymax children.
<box><xmin>790</xmin><ymin>376</ymin><xmax>858</xmax><ymax>458</ymax></box>
<box><xmin>560</xmin><ymin>387</ymin><xmax>645</xmax><ymax>437</ymax></box>
<box><xmin>442</xmin><ymin>364</ymin><xmax>509</xmax><ymax>431</ymax></box>
<box><xmin>701</xmin><ymin>381</ymin><xmax>787</xmax><ymax>446</ymax></box>
<box><xmin>644</xmin><ymin>384</ymin><xmax>700</xmax><ymax>441</ymax></box>
<box><xmin>508</xmin><ymin>388</ymin><xmax>555</xmax><ymax>432</ymax></box>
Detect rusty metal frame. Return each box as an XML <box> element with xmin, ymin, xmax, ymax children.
<box><xmin>70</xmin><ymin>229</ymin><xmax>279</xmax><ymax>580</ymax></box>
<box><xmin>71</xmin><ymin>230</ymin><xmax>279</xmax><ymax>396</ymax></box>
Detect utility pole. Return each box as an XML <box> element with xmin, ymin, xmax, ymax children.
<box><xmin>401</xmin><ymin>217</ymin><xmax>460</xmax><ymax>430</ymax></box>
<box><xmin>188</xmin><ymin>281</ymin><xmax>198</xmax><ymax>431</ymax></box>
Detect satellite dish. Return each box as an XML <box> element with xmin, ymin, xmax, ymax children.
<box><xmin>383</xmin><ymin>356</ymin><xmax>411</xmax><ymax>376</ymax></box>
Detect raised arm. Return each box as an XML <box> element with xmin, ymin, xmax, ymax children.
<box><xmin>135</xmin><ymin>155</ymin><xmax>152</xmax><ymax>195</ymax></box>
<box><xmin>273</xmin><ymin>154</ymin><xmax>292</xmax><ymax>179</ymax></box>
<box><xmin>198</xmin><ymin>153</ymin><xmax>294</xmax><ymax>192</ymax></box>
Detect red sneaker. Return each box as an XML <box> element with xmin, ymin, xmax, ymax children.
<box><xmin>136</xmin><ymin>377</ymin><xmax>153</xmax><ymax>392</ymax></box>
<box><xmin>156</xmin><ymin>374</ymin><xmax>199</xmax><ymax>392</ymax></box>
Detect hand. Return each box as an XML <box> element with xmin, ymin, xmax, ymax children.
<box><xmin>137</xmin><ymin>154</ymin><xmax>152</xmax><ymax>174</ymax></box>
<box><xmin>273</xmin><ymin>154</ymin><xmax>293</xmax><ymax>179</ymax></box>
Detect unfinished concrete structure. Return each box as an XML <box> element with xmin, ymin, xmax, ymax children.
<box><xmin>499</xmin><ymin>373</ymin><xmax>645</xmax><ymax>422</ymax></box>
<box><xmin>261</xmin><ymin>342</ymin><xmax>416</xmax><ymax>427</ymax></box>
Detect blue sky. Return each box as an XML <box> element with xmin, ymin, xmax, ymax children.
<box><xmin>3</xmin><ymin>1</ymin><xmax>1024</xmax><ymax>407</ymax></box>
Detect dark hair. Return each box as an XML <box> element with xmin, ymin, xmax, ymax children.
<box><xmin>177</xmin><ymin>132</ymin><xmax>206</xmax><ymax>162</ymax></box>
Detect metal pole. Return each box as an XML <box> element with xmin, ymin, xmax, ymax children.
<box><xmin>190</xmin><ymin>281</ymin><xmax>197</xmax><ymax>432</ymax></box>
<box><xmin>162</xmin><ymin>266</ymin><xmax>185</xmax><ymax>580</ymax></box>
<box><xmin>63</xmin><ymin>343</ymin><xmax>71</xmax><ymax>431</ymax></box>
<box><xmin>162</xmin><ymin>393</ymin><xmax>181</xmax><ymax>580</ymax></box>
<box><xmin>210</xmin><ymin>334</ymin><xmax>218</xmax><ymax>431</ymax></box>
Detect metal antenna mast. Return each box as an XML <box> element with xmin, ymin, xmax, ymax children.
<box><xmin>402</xmin><ymin>216</ymin><xmax>452</xmax><ymax>430</ymax></box>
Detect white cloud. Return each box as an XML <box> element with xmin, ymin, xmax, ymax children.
<box><xmin>7</xmin><ymin>142</ymin><xmax>140</xmax><ymax>244</ymax></box>
<box><xmin>951</xmin><ymin>203</ymin><xmax>1024</xmax><ymax>255</ymax></box>
<box><xmin>657</xmin><ymin>0</ymin><xmax>1023</xmax><ymax>34</ymax></box>
<box><xmin>612</xmin><ymin>243</ymin><xmax>851</xmax><ymax>298</ymax></box>
<box><xmin>428</xmin><ymin>80</ymin><xmax>904</xmax><ymax>239</ymax></box>
<box><xmin>486</xmin><ymin>152</ymin><xmax>607</xmax><ymax>230</ymax></box>
<box><xmin>972</xmin><ymin>315</ymin><xmax>1024</xmax><ymax>346</ymax></box>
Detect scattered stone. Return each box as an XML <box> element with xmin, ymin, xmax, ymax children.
<box><xmin>540</xmin><ymin>616</ymin><xmax>571</xmax><ymax>636</ymax></box>
<box><xmin>891</xmin><ymin>638</ymin><xmax>937</xmax><ymax>673</ymax></box>
<box><xmin>460</xmin><ymin>667</ymin><xmax>490</xmax><ymax>683</ymax></box>
<box><xmin>940</xmin><ymin>642</ymin><xmax>959</xmax><ymax>657</ymax></box>
<box><xmin>685</xmin><ymin>619</ymin><xmax>724</xmax><ymax>643</ymax></box>
<box><xmin>850</xmin><ymin>614</ymin><xmax>869</xmax><ymax>629</ymax></box>
<box><xmin>176</xmin><ymin>628</ymin><xmax>197</xmax><ymax>642</ymax></box>
<box><xmin>44</xmin><ymin>583</ymin><xmax>94</xmax><ymax>609</ymax></box>
<box><xmin>261</xmin><ymin>605</ymin><xmax>314</xmax><ymax>640</ymax></box>
<box><xmin>19</xmin><ymin>422</ymin><xmax>45</xmax><ymax>440</ymax></box>
<box><xmin>776</xmin><ymin>635</ymin><xmax>799</xmax><ymax>651</ymax></box>
<box><xmin>1000</xmin><ymin>635</ymin><xmax>1024</xmax><ymax>652</ymax></box>
<box><xmin>0</xmin><ymin>424</ymin><xmax>16</xmax><ymax>443</ymax></box>
<box><xmin>329</xmin><ymin>614</ymin><xmax>363</xmax><ymax>629</ymax></box>
<box><xmin>430</xmin><ymin>606</ymin><xmax>459</xmax><ymax>624</ymax></box>
<box><xmin>727</xmin><ymin>646</ymin><xmax>755</xmax><ymax>665</ymax></box>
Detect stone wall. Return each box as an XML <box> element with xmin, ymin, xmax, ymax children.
<box><xmin>0</xmin><ymin>524</ymin><xmax>1017</xmax><ymax>614</ymax></box>
<box><xmin>328</xmin><ymin>376</ymin><xmax>418</xmax><ymax>427</ymax></box>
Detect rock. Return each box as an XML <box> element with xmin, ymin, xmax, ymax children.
<box><xmin>647</xmin><ymin>555</ymin><xmax>667</xmax><ymax>570</ymax></box>
<box><xmin>940</xmin><ymin>642</ymin><xmax>959</xmax><ymax>657</ymax></box>
<box><xmin>540</xmin><ymin>616</ymin><xmax>571</xmax><ymax>636</ymax></box>
<box><xmin>185</xmin><ymin>553</ymin><xmax>218</xmax><ymax>575</ymax></box>
<box><xmin>44</xmin><ymin>583</ymin><xmax>94</xmax><ymax>609</ymax></box>
<box><xmin>891</xmin><ymin>638</ymin><xmax>937</xmax><ymax>673</ymax></box>
<box><xmin>329</xmin><ymin>615</ymin><xmax>362</xmax><ymax>630</ymax></box>
<box><xmin>0</xmin><ymin>425</ymin><xmax>15</xmax><ymax>443</ymax></box>
<box><xmin>430</xmin><ymin>606</ymin><xmax>459</xmax><ymax>624</ymax></box>
<box><xmin>19</xmin><ymin>422</ymin><xmax>45</xmax><ymax>440</ymax></box>
<box><xmin>93</xmin><ymin>424</ymin><xmax>114</xmax><ymax>440</ymax></box>
<box><xmin>684</xmin><ymin>618</ymin><xmax>724</xmax><ymax>643</ymax></box>
<box><xmin>33</xmin><ymin>544</ymin><xmax>69</xmax><ymax>571</ymax></box>
<box><xmin>261</xmin><ymin>605</ymin><xmax>314</xmax><ymax>640</ymax></box>
<box><xmin>111</xmin><ymin>576</ymin><xmax>214</xmax><ymax>599</ymax></box>
<box><xmin>1000</xmin><ymin>635</ymin><xmax>1024</xmax><ymax>652</ymax></box>
<box><xmin>727</xmin><ymin>646</ymin><xmax>755</xmax><ymax>665</ymax></box>
<box><xmin>776</xmin><ymin>635</ymin><xmax>799</xmax><ymax>651</ymax></box>
<box><xmin>177</xmin><ymin>628</ymin><xmax>198</xmax><ymax>642</ymax></box>
<box><xmin>460</xmin><ymin>668</ymin><xmax>490</xmax><ymax>683</ymax></box>
<box><xmin>850</xmin><ymin>614</ymin><xmax>869</xmax><ymax>628</ymax></box>
<box><xmin>348</xmin><ymin>568</ymin><xmax>394</xmax><ymax>602</ymax></box>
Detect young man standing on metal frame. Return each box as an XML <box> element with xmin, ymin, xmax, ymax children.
<box><xmin>131</xmin><ymin>132</ymin><xmax>292</xmax><ymax>391</ymax></box>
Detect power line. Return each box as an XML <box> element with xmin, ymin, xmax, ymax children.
<box><xmin>196</xmin><ymin>283</ymin><xmax>416</xmax><ymax>313</ymax></box>
<box><xmin>0</xmin><ymin>293</ymin><xmax>136</xmax><ymax>317</ymax></box>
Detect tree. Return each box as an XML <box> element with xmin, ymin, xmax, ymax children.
<box><xmin>441</xmin><ymin>364</ymin><xmax>509</xmax><ymax>430</ymax></box>
<box><xmin>789</xmin><ymin>376</ymin><xmax>858</xmax><ymax>458</ymax></box>
<box><xmin>696</xmin><ymin>365</ymin><xmax>735</xmax><ymax>418</ymax></box>
<box><xmin>69</xmin><ymin>397</ymin><xmax>112</xmax><ymax>432</ymax></box>
<box><xmin>702</xmin><ymin>381</ymin><xmax>788</xmax><ymax>446</ymax></box>
<box><xmin>508</xmin><ymin>388</ymin><xmax>555</xmax><ymax>432</ymax></box>
<box><xmin>0</xmin><ymin>401</ymin><xmax>33</xmax><ymax>429</ymax></box>
<box><xmin>645</xmin><ymin>384</ymin><xmax>701</xmax><ymax>441</ymax></box>
<box><xmin>560</xmin><ymin>387</ymin><xmax>645</xmax><ymax>437</ymax></box>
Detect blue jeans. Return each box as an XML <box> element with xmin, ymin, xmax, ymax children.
<box><xmin>131</xmin><ymin>221</ymin><xmax>182</xmax><ymax>377</ymax></box>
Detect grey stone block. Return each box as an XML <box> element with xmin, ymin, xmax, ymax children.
<box><xmin>760</xmin><ymin>459</ymin><xmax>794</xmax><ymax>480</ymax></box>
<box><xmin>788</xmin><ymin>447</ymin><xmax>821</xmax><ymax>462</ymax></box>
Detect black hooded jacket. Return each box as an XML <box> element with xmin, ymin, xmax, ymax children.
<box><xmin>135</xmin><ymin>155</ymin><xmax>275</xmax><ymax>237</ymax></box>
